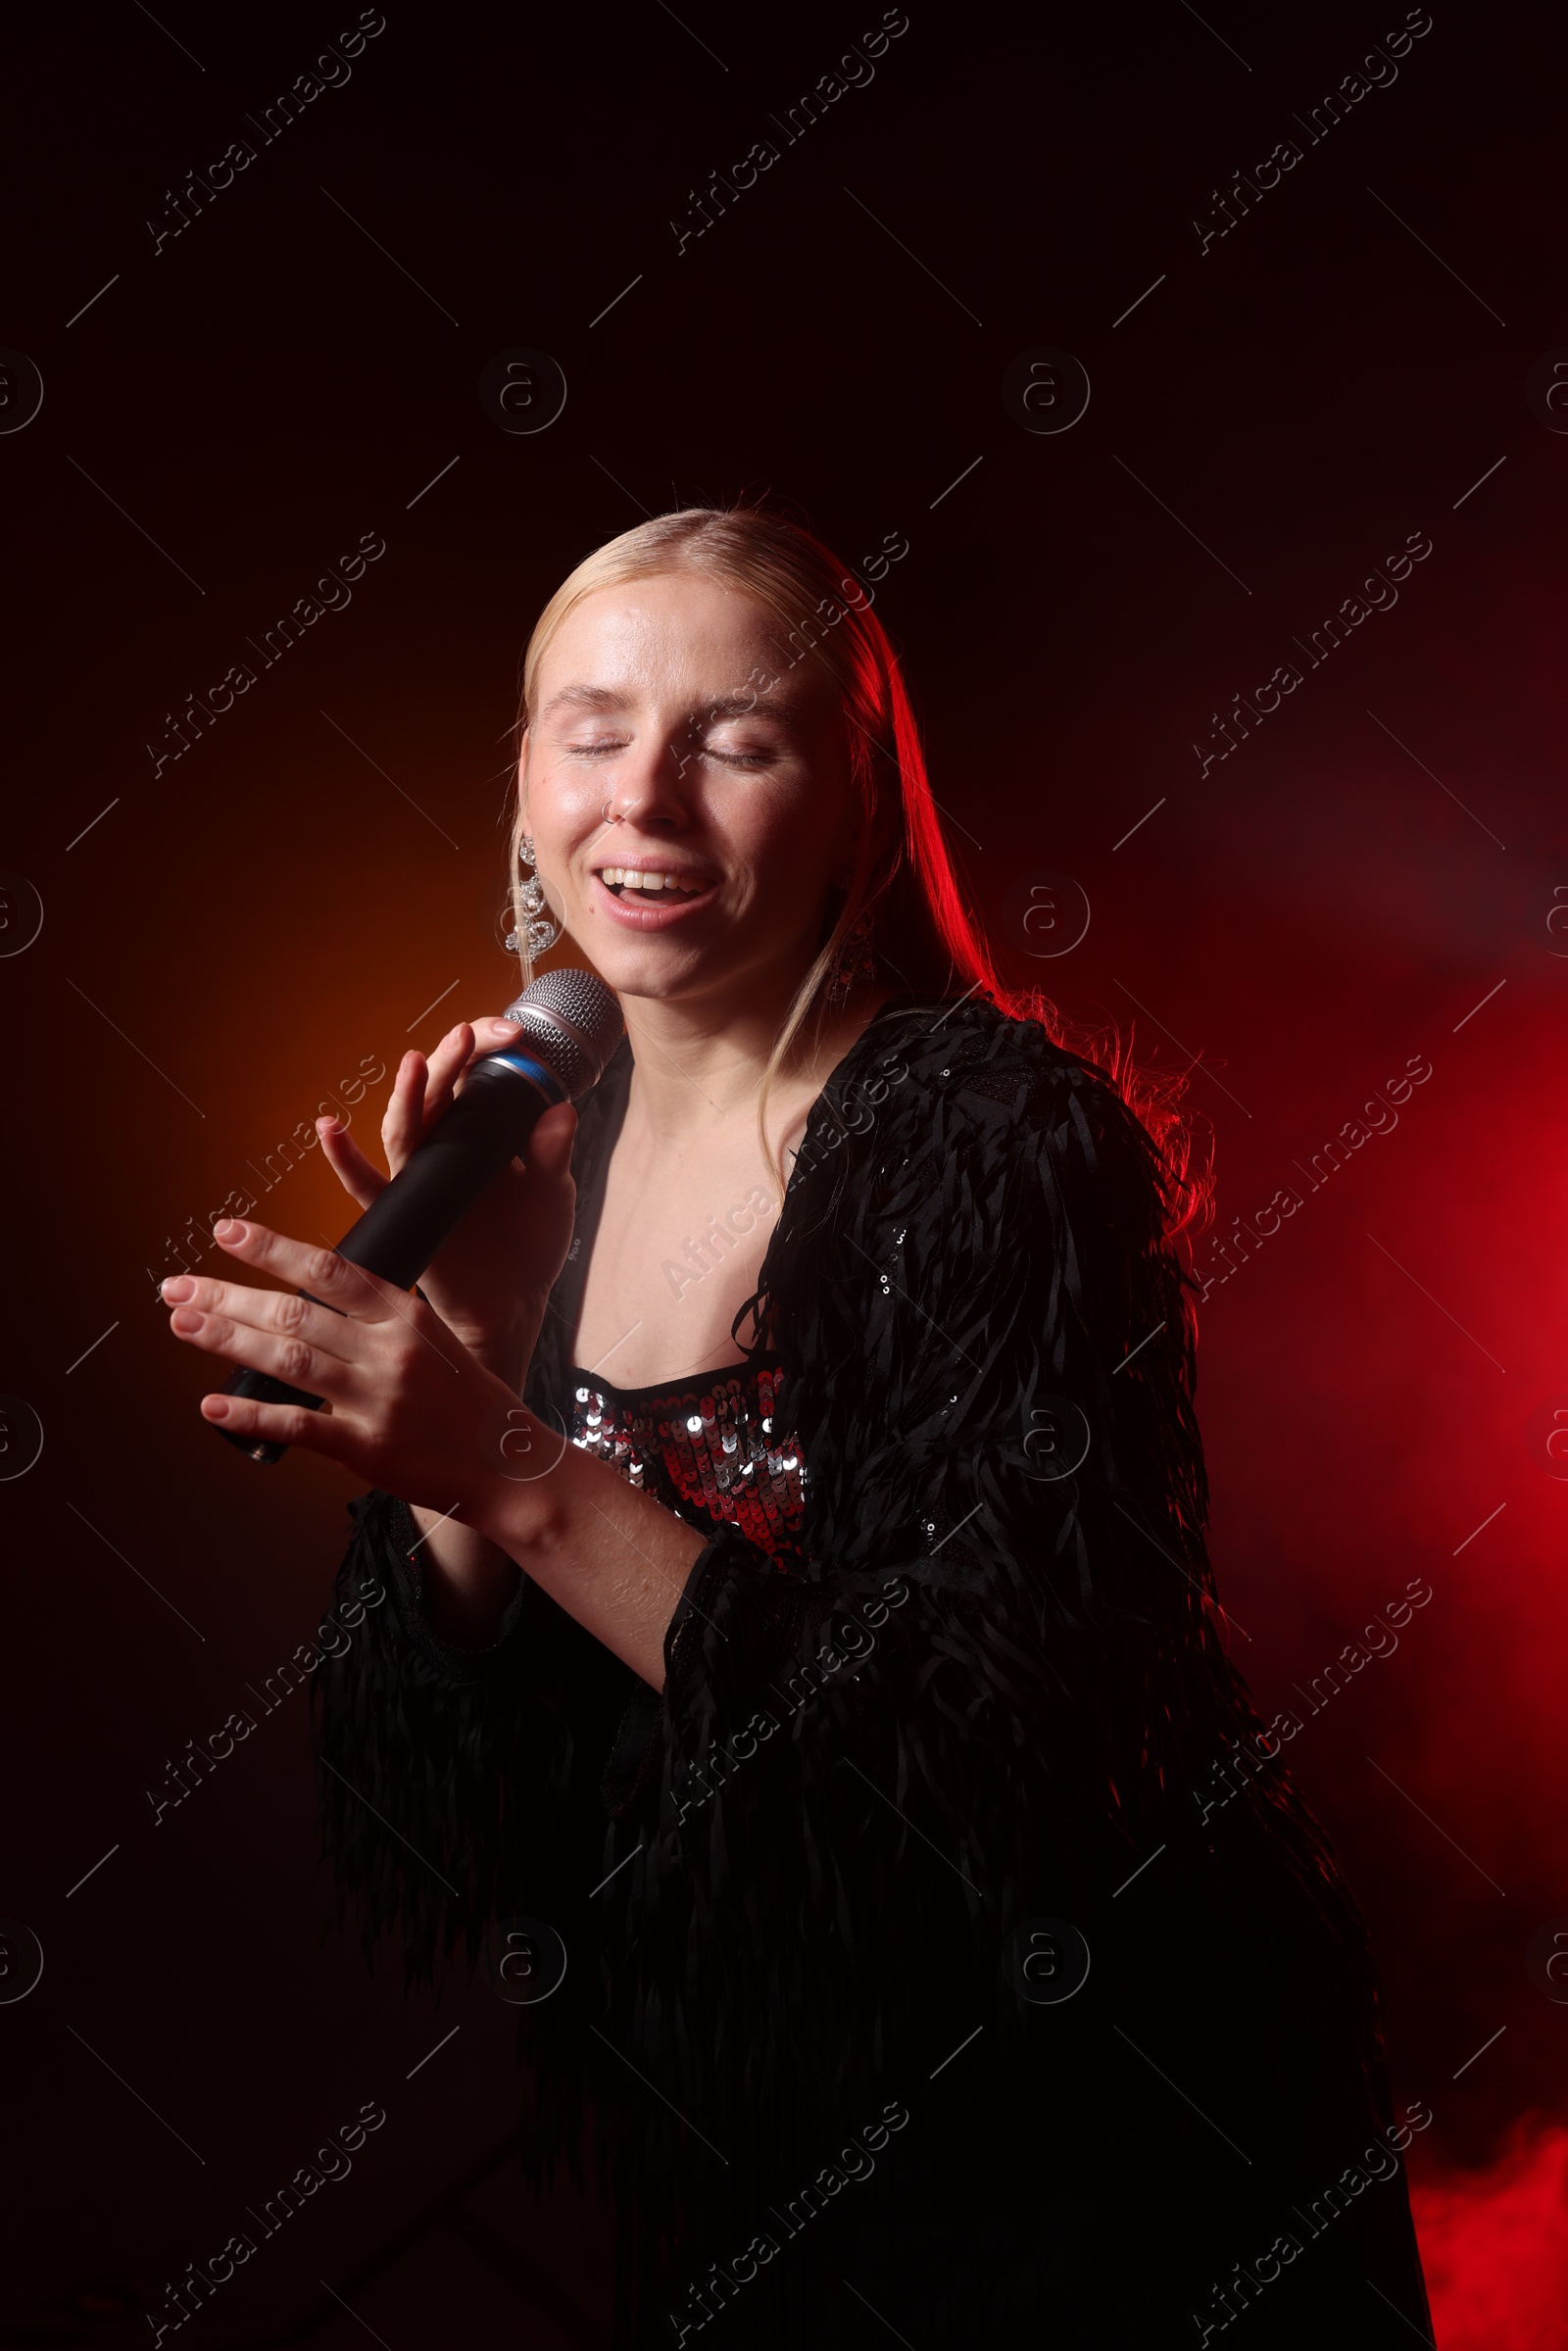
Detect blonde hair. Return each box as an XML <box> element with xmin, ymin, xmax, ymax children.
<box><xmin>506</xmin><ymin>503</ymin><xmax>1209</xmax><ymax>1240</ymax></box>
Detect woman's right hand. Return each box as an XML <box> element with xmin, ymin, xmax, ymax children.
<box><xmin>317</xmin><ymin>1018</ymin><xmax>578</xmax><ymax>1392</ymax></box>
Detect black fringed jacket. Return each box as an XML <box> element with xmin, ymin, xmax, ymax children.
<box><xmin>313</xmin><ymin>995</ymin><xmax>1424</xmax><ymax>2348</ymax></box>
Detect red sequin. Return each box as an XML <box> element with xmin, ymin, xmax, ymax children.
<box><xmin>566</xmin><ymin>1358</ymin><xmax>806</xmax><ymax>1565</ymax></box>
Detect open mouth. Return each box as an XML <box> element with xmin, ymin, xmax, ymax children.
<box><xmin>596</xmin><ymin>866</ymin><xmax>710</xmax><ymax>902</ymax></box>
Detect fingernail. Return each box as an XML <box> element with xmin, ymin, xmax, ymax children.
<box><xmin>161</xmin><ymin>1276</ymin><xmax>194</xmax><ymax>1302</ymax></box>
<box><xmin>171</xmin><ymin>1307</ymin><xmax>203</xmax><ymax>1333</ymax></box>
<box><xmin>203</xmin><ymin>1396</ymin><xmax>230</xmax><ymax>1421</ymax></box>
<box><xmin>214</xmin><ymin>1218</ymin><xmax>244</xmax><ymax>1243</ymax></box>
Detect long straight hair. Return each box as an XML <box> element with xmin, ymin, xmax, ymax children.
<box><xmin>509</xmin><ymin>505</ymin><xmax>1207</xmax><ymax>1241</ymax></box>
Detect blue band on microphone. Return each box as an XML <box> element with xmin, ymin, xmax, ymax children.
<box><xmin>483</xmin><ymin>1048</ymin><xmax>568</xmax><ymax>1106</ymax></box>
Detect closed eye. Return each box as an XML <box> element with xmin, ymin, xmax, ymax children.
<box><xmin>562</xmin><ymin>739</ymin><xmax>773</xmax><ymax>767</ymax></box>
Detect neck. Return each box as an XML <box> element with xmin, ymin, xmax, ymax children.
<box><xmin>617</xmin><ymin>962</ymin><xmax>900</xmax><ymax>1148</ymax></box>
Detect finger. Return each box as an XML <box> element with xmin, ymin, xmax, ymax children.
<box><xmin>422</xmin><ymin>1022</ymin><xmax>474</xmax><ymax>1125</ymax></box>
<box><xmin>209</xmin><ymin>1218</ymin><xmax>410</xmax><ymax>1326</ymax></box>
<box><xmin>317</xmin><ymin>1118</ymin><xmax>388</xmax><ymax>1212</ymax></box>
<box><xmin>524</xmin><ymin>1101</ymin><xmax>578</xmax><ymax>1180</ymax></box>
<box><xmin>159</xmin><ymin>1272</ymin><xmax>360</xmax><ymax>1363</ymax></box>
<box><xmin>169</xmin><ymin>1300</ymin><xmax>359</xmax><ymax>1400</ymax></box>
<box><xmin>198</xmin><ymin>1387</ymin><xmax>357</xmax><ymax>1465</ymax></box>
<box><xmin>167</xmin><ymin>1269</ymin><xmax>364</xmax><ymax>1392</ymax></box>
<box><xmin>382</xmin><ymin>1050</ymin><xmax>428</xmax><ymax>1173</ymax></box>
<box><xmin>468</xmin><ymin>1014</ymin><xmax>530</xmax><ymax>1065</ymax></box>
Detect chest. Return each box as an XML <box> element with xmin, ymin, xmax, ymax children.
<box><xmin>570</xmin><ymin>1122</ymin><xmax>805</xmax><ymax>1390</ymax></box>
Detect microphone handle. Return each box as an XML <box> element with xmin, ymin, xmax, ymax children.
<box><xmin>213</xmin><ymin>1045</ymin><xmax>566</xmax><ymax>1464</ymax></box>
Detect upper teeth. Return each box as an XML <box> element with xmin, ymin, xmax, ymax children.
<box><xmin>601</xmin><ymin>869</ymin><xmax>697</xmax><ymax>892</ymax></box>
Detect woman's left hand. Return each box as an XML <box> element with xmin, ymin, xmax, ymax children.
<box><xmin>161</xmin><ymin>1216</ymin><xmax>541</xmax><ymax>1531</ymax></box>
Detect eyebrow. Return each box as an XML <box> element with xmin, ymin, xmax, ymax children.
<box><xmin>538</xmin><ymin>683</ymin><xmax>808</xmax><ymax>727</ymax></box>
<box><xmin>538</xmin><ymin>685</ymin><xmax>632</xmax><ymax>720</ymax></box>
<box><xmin>704</xmin><ymin>692</ymin><xmax>802</xmax><ymax>722</ymax></box>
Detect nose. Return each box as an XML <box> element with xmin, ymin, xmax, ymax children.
<box><xmin>602</xmin><ymin>729</ymin><xmax>700</xmax><ymax>832</ymax></box>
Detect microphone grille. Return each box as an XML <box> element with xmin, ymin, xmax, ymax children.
<box><xmin>502</xmin><ymin>967</ymin><xmax>624</xmax><ymax>1099</ymax></box>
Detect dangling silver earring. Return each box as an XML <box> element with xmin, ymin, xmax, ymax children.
<box><xmin>505</xmin><ymin>833</ymin><xmax>562</xmax><ymax>958</ymax></box>
<box><xmin>826</xmin><ymin>907</ymin><xmax>877</xmax><ymax>1012</ymax></box>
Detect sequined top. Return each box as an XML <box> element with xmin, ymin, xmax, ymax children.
<box><xmin>564</xmin><ymin>1354</ymin><xmax>807</xmax><ymax>1567</ymax></box>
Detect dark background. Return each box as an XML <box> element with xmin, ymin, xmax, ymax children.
<box><xmin>3</xmin><ymin>0</ymin><xmax>1566</xmax><ymax>2340</ymax></box>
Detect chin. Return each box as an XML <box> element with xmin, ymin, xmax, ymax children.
<box><xmin>567</xmin><ymin>929</ymin><xmax>719</xmax><ymax>996</ymax></box>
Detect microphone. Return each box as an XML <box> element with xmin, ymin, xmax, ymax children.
<box><xmin>213</xmin><ymin>968</ymin><xmax>624</xmax><ymax>1463</ymax></box>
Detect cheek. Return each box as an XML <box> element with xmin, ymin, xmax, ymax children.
<box><xmin>526</xmin><ymin>767</ymin><xmax>607</xmax><ymax>879</ymax></box>
<box><xmin>724</xmin><ymin>815</ymin><xmax>838</xmax><ymax>930</ymax></box>
<box><xmin>713</xmin><ymin>763</ymin><xmax>851</xmax><ymax>894</ymax></box>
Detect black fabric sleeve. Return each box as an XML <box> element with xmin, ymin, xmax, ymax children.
<box><xmin>310</xmin><ymin>1487</ymin><xmax>635</xmax><ymax>1986</ymax></box>
<box><xmin>586</xmin><ymin>1046</ymin><xmax>1378</xmax><ymax>2228</ymax></box>
<box><xmin>375</xmin><ymin>1491</ymin><xmax>531</xmax><ymax>1679</ymax></box>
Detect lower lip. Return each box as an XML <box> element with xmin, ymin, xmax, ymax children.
<box><xmin>590</xmin><ymin>872</ymin><xmax>720</xmax><ymax>930</ymax></box>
